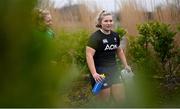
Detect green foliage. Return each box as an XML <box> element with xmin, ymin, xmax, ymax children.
<box><xmin>137</xmin><ymin>22</ymin><xmax>153</xmax><ymax>50</ymax></box>
<box><xmin>73</xmin><ymin>31</ymin><xmax>89</xmax><ymax>71</ymax></box>
<box><xmin>137</xmin><ymin>21</ymin><xmax>177</xmax><ymax>64</ymax></box>
<box><xmin>115</xmin><ymin>27</ymin><xmax>127</xmax><ymax>40</ymax></box>
<box><xmin>177</xmin><ymin>24</ymin><xmax>180</xmax><ymax>32</ymax></box>
<box><xmin>128</xmin><ymin>21</ymin><xmax>180</xmax><ymax>106</ymax></box>
<box><xmin>177</xmin><ymin>48</ymin><xmax>180</xmax><ymax>63</ymax></box>
<box><xmin>150</xmin><ymin>22</ymin><xmax>176</xmax><ymax>63</ymax></box>
<box><xmin>128</xmin><ymin>36</ymin><xmax>147</xmax><ymax>63</ymax></box>
<box><xmin>56</xmin><ymin>30</ymin><xmax>89</xmax><ymax>73</ymax></box>
<box><xmin>53</xmin><ymin>30</ymin><xmax>92</xmax><ymax>107</ymax></box>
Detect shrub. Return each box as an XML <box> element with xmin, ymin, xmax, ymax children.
<box><xmin>128</xmin><ymin>21</ymin><xmax>180</xmax><ymax>106</ymax></box>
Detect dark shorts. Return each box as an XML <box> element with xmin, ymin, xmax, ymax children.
<box><xmin>90</xmin><ymin>65</ymin><xmax>122</xmax><ymax>89</ymax></box>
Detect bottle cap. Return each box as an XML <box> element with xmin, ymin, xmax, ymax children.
<box><xmin>100</xmin><ymin>74</ymin><xmax>105</xmax><ymax>78</ymax></box>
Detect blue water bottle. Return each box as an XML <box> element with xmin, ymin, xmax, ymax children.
<box><xmin>92</xmin><ymin>74</ymin><xmax>105</xmax><ymax>95</ymax></box>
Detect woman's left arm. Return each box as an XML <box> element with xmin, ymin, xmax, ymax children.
<box><xmin>117</xmin><ymin>47</ymin><xmax>130</xmax><ymax>70</ymax></box>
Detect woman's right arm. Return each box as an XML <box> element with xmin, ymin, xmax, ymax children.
<box><xmin>86</xmin><ymin>46</ymin><xmax>102</xmax><ymax>82</ymax></box>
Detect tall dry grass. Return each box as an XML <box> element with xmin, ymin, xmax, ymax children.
<box><xmin>39</xmin><ymin>0</ymin><xmax>180</xmax><ymax>42</ymax></box>
<box><xmin>118</xmin><ymin>0</ymin><xmax>147</xmax><ymax>36</ymax></box>
<box><xmin>49</xmin><ymin>0</ymin><xmax>100</xmax><ymax>33</ymax></box>
<box><xmin>153</xmin><ymin>0</ymin><xmax>180</xmax><ymax>44</ymax></box>
<box><xmin>118</xmin><ymin>0</ymin><xmax>180</xmax><ymax>44</ymax></box>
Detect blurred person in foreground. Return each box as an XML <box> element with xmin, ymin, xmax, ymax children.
<box><xmin>33</xmin><ymin>8</ymin><xmax>55</xmax><ymax>39</ymax></box>
<box><xmin>86</xmin><ymin>10</ymin><xmax>131</xmax><ymax>106</ymax></box>
<box><xmin>32</xmin><ymin>8</ymin><xmax>57</xmax><ymax>65</ymax></box>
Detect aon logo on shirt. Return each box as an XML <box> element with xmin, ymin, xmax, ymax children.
<box><xmin>104</xmin><ymin>44</ymin><xmax>118</xmax><ymax>51</ymax></box>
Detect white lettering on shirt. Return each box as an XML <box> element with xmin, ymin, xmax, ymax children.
<box><xmin>104</xmin><ymin>44</ymin><xmax>118</xmax><ymax>51</ymax></box>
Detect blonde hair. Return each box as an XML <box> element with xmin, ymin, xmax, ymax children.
<box><xmin>38</xmin><ymin>9</ymin><xmax>51</xmax><ymax>19</ymax></box>
<box><xmin>96</xmin><ymin>10</ymin><xmax>112</xmax><ymax>28</ymax></box>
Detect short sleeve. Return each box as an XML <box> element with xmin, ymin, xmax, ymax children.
<box><xmin>87</xmin><ymin>35</ymin><xmax>99</xmax><ymax>50</ymax></box>
<box><xmin>113</xmin><ymin>32</ymin><xmax>120</xmax><ymax>47</ymax></box>
<box><xmin>117</xmin><ymin>34</ymin><xmax>120</xmax><ymax>47</ymax></box>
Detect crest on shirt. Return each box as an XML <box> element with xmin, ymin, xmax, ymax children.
<box><xmin>102</xmin><ymin>39</ymin><xmax>108</xmax><ymax>44</ymax></box>
<box><xmin>114</xmin><ymin>37</ymin><xmax>117</xmax><ymax>42</ymax></box>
